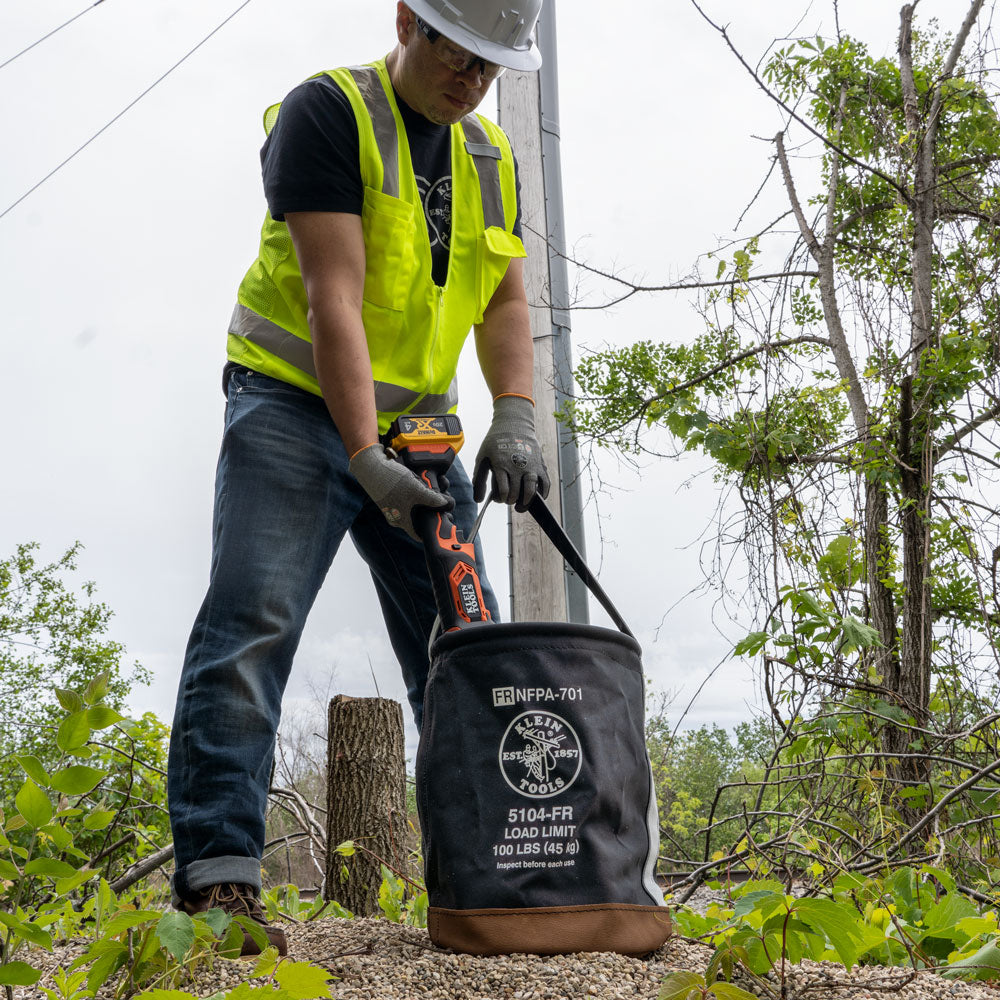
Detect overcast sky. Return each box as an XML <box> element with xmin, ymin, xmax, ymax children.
<box><xmin>1</xmin><ymin>0</ymin><xmax>973</xmax><ymax>757</ymax></box>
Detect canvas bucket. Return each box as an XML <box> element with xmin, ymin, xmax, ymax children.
<box><xmin>415</xmin><ymin>498</ymin><xmax>671</xmax><ymax>956</ymax></box>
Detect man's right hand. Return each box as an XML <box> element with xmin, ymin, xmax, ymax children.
<box><xmin>349</xmin><ymin>444</ymin><xmax>451</xmax><ymax>541</ymax></box>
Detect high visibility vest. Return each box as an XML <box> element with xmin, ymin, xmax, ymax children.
<box><xmin>228</xmin><ymin>59</ymin><xmax>526</xmax><ymax>434</ymax></box>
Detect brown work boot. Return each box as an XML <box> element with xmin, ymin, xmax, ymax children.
<box><xmin>180</xmin><ymin>882</ymin><xmax>288</xmax><ymax>957</ymax></box>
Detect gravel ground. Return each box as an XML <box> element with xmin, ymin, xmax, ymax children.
<box><xmin>14</xmin><ymin>907</ymin><xmax>1000</xmax><ymax>1000</ymax></box>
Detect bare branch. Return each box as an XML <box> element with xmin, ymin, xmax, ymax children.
<box><xmin>775</xmin><ymin>132</ymin><xmax>822</xmax><ymax>259</ymax></box>
<box><xmin>937</xmin><ymin>400</ymin><xmax>1000</xmax><ymax>455</ymax></box>
<box><xmin>775</xmin><ymin>130</ymin><xmax>870</xmax><ymax>433</ymax></box>
<box><xmin>833</xmin><ymin>202</ymin><xmax>898</xmax><ymax>238</ymax></box>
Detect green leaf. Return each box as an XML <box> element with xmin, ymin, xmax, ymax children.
<box><xmin>0</xmin><ymin>911</ymin><xmax>53</xmax><ymax>951</ymax></box>
<box><xmin>39</xmin><ymin>822</ymin><xmax>73</xmax><ymax>850</ymax></box>
<box><xmin>55</xmin><ymin>688</ymin><xmax>85</xmax><ymax>713</ymax></box>
<box><xmin>219</xmin><ymin>921</ymin><xmax>245</xmax><ymax>960</ymax></box>
<box><xmin>103</xmin><ymin>910</ymin><xmax>162</xmax><ymax>937</ymax></box>
<box><xmin>15</xmin><ymin>755</ymin><xmax>50</xmax><ymax>786</ymax></box>
<box><xmin>274</xmin><ymin>960</ymin><xmax>334</xmax><ymax>999</ymax></box>
<box><xmin>732</xmin><ymin>889</ymin><xmax>783</xmax><ymax>919</ymax></box>
<box><xmin>734</xmin><ymin>631</ymin><xmax>768</xmax><ymax>657</ymax></box>
<box><xmin>406</xmin><ymin>890</ymin><xmax>428</xmax><ymax>928</ymax></box>
<box><xmin>85</xmin><ymin>943</ymin><xmax>128</xmax><ymax>994</ymax></box>
<box><xmin>250</xmin><ymin>944</ymin><xmax>282</xmax><ymax>977</ymax></box>
<box><xmin>794</xmin><ymin>898</ymin><xmax>863</xmax><ymax>969</ymax></box>
<box><xmin>0</xmin><ymin>961</ymin><xmax>42</xmax><ymax>986</ymax></box>
<box><xmin>839</xmin><ymin>616</ymin><xmax>881</xmax><ymax>654</ymax></box>
<box><xmin>24</xmin><ymin>858</ymin><xmax>79</xmax><ymax>878</ymax></box>
<box><xmin>941</xmin><ymin>939</ymin><xmax>1000</xmax><ymax>981</ymax></box>
<box><xmin>50</xmin><ymin>765</ymin><xmax>105</xmax><ymax>796</ymax></box>
<box><xmin>194</xmin><ymin>907</ymin><xmax>232</xmax><ymax>939</ymax></box>
<box><xmin>55</xmin><ymin>868</ymin><xmax>96</xmax><ymax>895</ymax></box>
<box><xmin>709</xmin><ymin>984</ymin><xmax>761</xmax><ymax>1000</ymax></box>
<box><xmin>83</xmin><ymin>808</ymin><xmax>116</xmax><ymax>831</ymax></box>
<box><xmin>56</xmin><ymin>711</ymin><xmax>91</xmax><ymax>752</ymax></box>
<box><xmin>659</xmin><ymin>970</ymin><xmax>704</xmax><ymax>1000</ymax></box>
<box><xmin>155</xmin><ymin>911</ymin><xmax>195</xmax><ymax>962</ymax></box>
<box><xmin>236</xmin><ymin>915</ymin><xmax>271</xmax><ymax>956</ymax></box>
<box><xmin>86</xmin><ymin>705</ymin><xmax>125</xmax><ymax>730</ymax></box>
<box><xmin>83</xmin><ymin>671</ymin><xmax>111</xmax><ymax>706</ymax></box>
<box><xmin>15</xmin><ymin>779</ymin><xmax>53</xmax><ymax>828</ymax></box>
<box><xmin>922</xmin><ymin>893</ymin><xmax>978</xmax><ymax>935</ymax></box>
<box><xmin>377</xmin><ymin>870</ymin><xmax>403</xmax><ymax>923</ymax></box>
<box><xmin>956</xmin><ymin>917</ymin><xmax>1000</xmax><ymax>939</ymax></box>
<box><xmin>0</xmin><ymin>859</ymin><xmax>21</xmax><ymax>880</ymax></box>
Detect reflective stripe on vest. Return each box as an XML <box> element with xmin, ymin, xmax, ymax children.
<box><xmin>348</xmin><ymin>66</ymin><xmax>399</xmax><ymax>198</ymax></box>
<box><xmin>230</xmin><ymin>303</ymin><xmax>459</xmax><ymax>414</ymax></box>
<box><xmin>461</xmin><ymin>116</ymin><xmax>505</xmax><ymax>230</ymax></box>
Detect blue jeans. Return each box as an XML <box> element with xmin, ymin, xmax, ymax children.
<box><xmin>167</xmin><ymin>368</ymin><xmax>499</xmax><ymax>900</ymax></box>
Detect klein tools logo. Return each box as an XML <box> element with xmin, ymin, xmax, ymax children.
<box><xmin>499</xmin><ymin>711</ymin><xmax>582</xmax><ymax>799</ymax></box>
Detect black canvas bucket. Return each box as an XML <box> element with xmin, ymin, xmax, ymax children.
<box><xmin>415</xmin><ymin>498</ymin><xmax>670</xmax><ymax>956</ymax></box>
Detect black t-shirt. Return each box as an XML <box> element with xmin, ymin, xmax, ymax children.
<box><xmin>261</xmin><ymin>73</ymin><xmax>521</xmax><ymax>288</ymax></box>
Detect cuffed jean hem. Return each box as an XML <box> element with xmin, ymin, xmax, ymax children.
<box><xmin>171</xmin><ymin>855</ymin><xmax>263</xmax><ymax>907</ymax></box>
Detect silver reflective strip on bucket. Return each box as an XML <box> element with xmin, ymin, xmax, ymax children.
<box><xmin>231</xmin><ymin>304</ymin><xmax>318</xmax><ymax>378</ymax></box>
<box><xmin>462</xmin><ymin>115</ymin><xmax>505</xmax><ymax>230</ymax></box>
<box><xmin>642</xmin><ymin>757</ymin><xmax>666</xmax><ymax>906</ymax></box>
<box><xmin>349</xmin><ymin>67</ymin><xmax>399</xmax><ymax>198</ymax></box>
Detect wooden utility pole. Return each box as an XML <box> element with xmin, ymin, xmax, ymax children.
<box><xmin>498</xmin><ymin>0</ymin><xmax>588</xmax><ymax>624</ymax></box>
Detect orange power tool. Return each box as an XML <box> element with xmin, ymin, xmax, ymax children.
<box><xmin>386</xmin><ymin>414</ymin><xmax>493</xmax><ymax>632</ymax></box>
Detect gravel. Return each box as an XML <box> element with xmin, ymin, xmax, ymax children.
<box><xmin>13</xmin><ymin>896</ymin><xmax>1000</xmax><ymax>999</ymax></box>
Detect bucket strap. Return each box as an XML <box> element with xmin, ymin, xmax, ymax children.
<box><xmin>527</xmin><ymin>496</ymin><xmax>634</xmax><ymax>638</ymax></box>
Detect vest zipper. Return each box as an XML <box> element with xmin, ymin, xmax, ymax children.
<box><xmin>427</xmin><ymin>284</ymin><xmax>445</xmax><ymax>401</ymax></box>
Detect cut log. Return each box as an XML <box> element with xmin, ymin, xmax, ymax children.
<box><xmin>324</xmin><ymin>695</ymin><xmax>406</xmax><ymax>915</ymax></box>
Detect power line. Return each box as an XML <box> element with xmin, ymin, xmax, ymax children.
<box><xmin>0</xmin><ymin>0</ymin><xmax>109</xmax><ymax>73</ymax></box>
<box><xmin>0</xmin><ymin>0</ymin><xmax>255</xmax><ymax>221</ymax></box>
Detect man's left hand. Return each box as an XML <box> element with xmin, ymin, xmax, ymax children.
<box><xmin>473</xmin><ymin>395</ymin><xmax>550</xmax><ymax>511</ymax></box>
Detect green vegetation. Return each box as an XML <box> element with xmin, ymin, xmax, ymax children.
<box><xmin>0</xmin><ymin>540</ymin><xmax>433</xmax><ymax>997</ymax></box>
<box><xmin>569</xmin><ymin>2</ymin><xmax>1000</xmax><ymax>992</ymax></box>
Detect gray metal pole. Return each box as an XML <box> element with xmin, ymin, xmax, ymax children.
<box><xmin>498</xmin><ymin>0</ymin><xmax>589</xmax><ymax>624</ymax></box>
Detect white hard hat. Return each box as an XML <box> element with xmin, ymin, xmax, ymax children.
<box><xmin>406</xmin><ymin>0</ymin><xmax>543</xmax><ymax>71</ymax></box>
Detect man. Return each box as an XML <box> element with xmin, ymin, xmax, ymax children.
<box><xmin>167</xmin><ymin>0</ymin><xmax>548</xmax><ymax>957</ymax></box>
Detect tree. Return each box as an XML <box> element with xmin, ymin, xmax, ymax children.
<box><xmin>0</xmin><ymin>542</ymin><xmax>151</xmax><ymax>799</ymax></box>
<box><xmin>568</xmin><ymin>0</ymin><xmax>1000</xmax><ymax>860</ymax></box>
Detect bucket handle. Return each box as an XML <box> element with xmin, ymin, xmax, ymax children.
<box><xmin>522</xmin><ymin>495</ymin><xmax>634</xmax><ymax>638</ymax></box>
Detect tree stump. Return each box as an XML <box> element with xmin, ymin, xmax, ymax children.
<box><xmin>324</xmin><ymin>695</ymin><xmax>406</xmax><ymax>915</ymax></box>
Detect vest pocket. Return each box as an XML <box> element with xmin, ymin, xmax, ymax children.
<box><xmin>362</xmin><ymin>186</ymin><xmax>416</xmax><ymax>311</ymax></box>
<box><xmin>477</xmin><ymin>226</ymin><xmax>527</xmax><ymax>319</ymax></box>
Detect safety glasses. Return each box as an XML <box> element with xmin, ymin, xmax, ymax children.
<box><xmin>414</xmin><ymin>15</ymin><xmax>505</xmax><ymax>81</ymax></box>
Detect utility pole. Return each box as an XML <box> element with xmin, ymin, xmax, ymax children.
<box><xmin>497</xmin><ymin>0</ymin><xmax>588</xmax><ymax>624</ymax></box>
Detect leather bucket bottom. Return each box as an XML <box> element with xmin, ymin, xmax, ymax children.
<box><xmin>428</xmin><ymin>902</ymin><xmax>672</xmax><ymax>956</ymax></box>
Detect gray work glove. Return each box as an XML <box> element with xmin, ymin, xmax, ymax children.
<box><xmin>473</xmin><ymin>395</ymin><xmax>550</xmax><ymax>512</ymax></box>
<box><xmin>349</xmin><ymin>444</ymin><xmax>451</xmax><ymax>541</ymax></box>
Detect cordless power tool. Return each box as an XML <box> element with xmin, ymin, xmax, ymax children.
<box><xmin>386</xmin><ymin>414</ymin><xmax>493</xmax><ymax>632</ymax></box>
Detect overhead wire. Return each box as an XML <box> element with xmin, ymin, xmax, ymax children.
<box><xmin>0</xmin><ymin>0</ymin><xmax>255</xmax><ymax>221</ymax></box>
<box><xmin>0</xmin><ymin>0</ymin><xmax>109</xmax><ymax>72</ymax></box>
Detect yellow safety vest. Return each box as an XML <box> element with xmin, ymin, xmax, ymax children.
<box><xmin>228</xmin><ymin>58</ymin><xmax>526</xmax><ymax>433</ymax></box>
